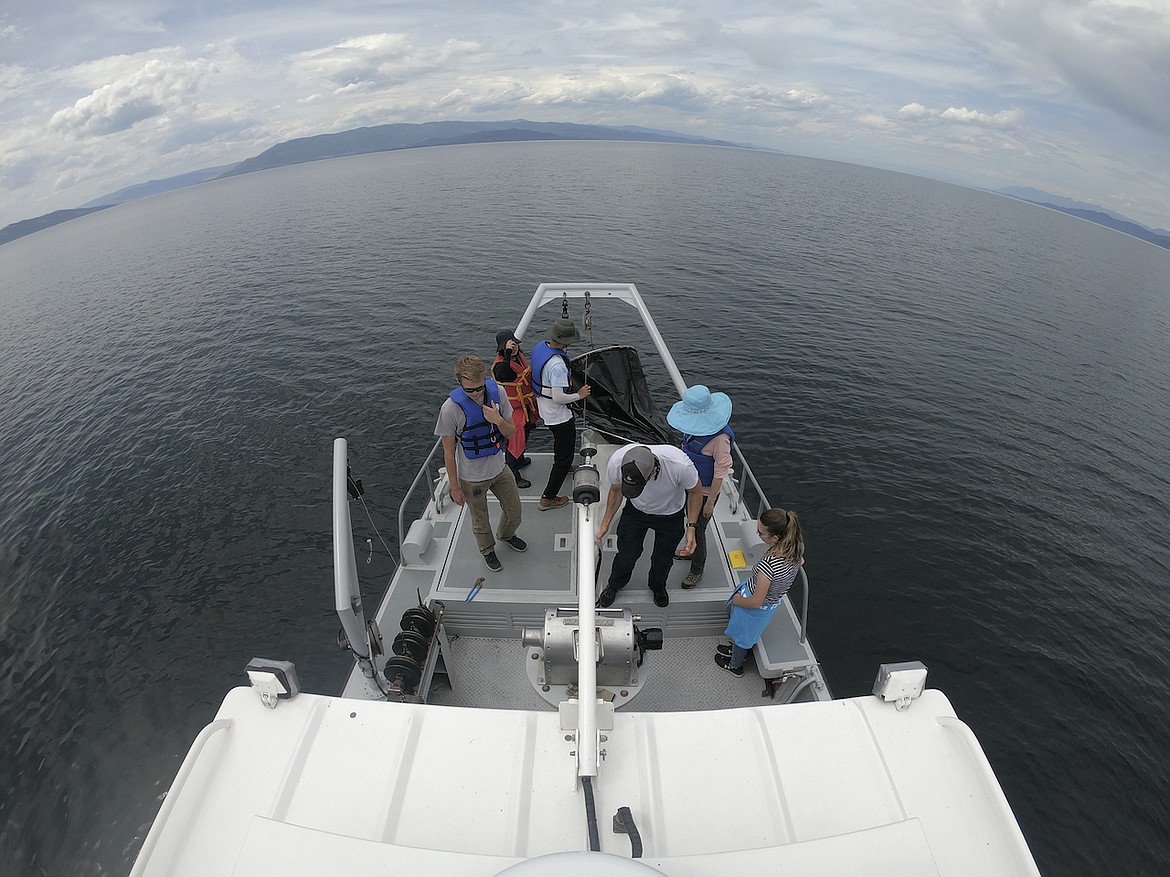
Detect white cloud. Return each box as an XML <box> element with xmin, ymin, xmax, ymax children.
<box><xmin>898</xmin><ymin>102</ymin><xmax>932</xmax><ymax>120</ymax></box>
<box><xmin>290</xmin><ymin>33</ymin><xmax>483</xmax><ymax>93</ymax></box>
<box><xmin>858</xmin><ymin>113</ymin><xmax>896</xmax><ymax>130</ymax></box>
<box><xmin>898</xmin><ymin>103</ymin><xmax>1025</xmax><ymax>127</ymax></box>
<box><xmin>48</xmin><ymin>57</ymin><xmax>214</xmax><ymax>137</ymax></box>
<box><xmin>977</xmin><ymin>0</ymin><xmax>1170</xmax><ymax>134</ymax></box>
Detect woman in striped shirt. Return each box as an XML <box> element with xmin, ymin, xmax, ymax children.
<box><xmin>716</xmin><ymin>508</ymin><xmax>805</xmax><ymax>677</ymax></box>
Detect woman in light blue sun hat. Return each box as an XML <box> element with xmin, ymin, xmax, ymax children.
<box><xmin>667</xmin><ymin>385</ymin><xmax>734</xmax><ymax>588</ymax></box>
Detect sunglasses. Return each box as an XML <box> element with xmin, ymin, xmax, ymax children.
<box><xmin>462</xmin><ymin>385</ymin><xmax>486</xmax><ymax>394</ymax></box>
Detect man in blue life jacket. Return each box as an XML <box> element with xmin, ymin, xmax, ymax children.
<box><xmin>435</xmin><ymin>354</ymin><xmax>526</xmax><ymax>571</ymax></box>
<box><xmin>530</xmin><ymin>318</ymin><xmax>592</xmax><ymax>511</ymax></box>
<box><xmin>594</xmin><ymin>444</ymin><xmax>704</xmax><ymax>608</ymax></box>
<box><xmin>667</xmin><ymin>385</ymin><xmax>735</xmax><ymax>588</ymax></box>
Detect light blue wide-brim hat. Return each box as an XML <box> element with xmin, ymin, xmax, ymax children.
<box><xmin>667</xmin><ymin>385</ymin><xmax>732</xmax><ymax>436</ymax></box>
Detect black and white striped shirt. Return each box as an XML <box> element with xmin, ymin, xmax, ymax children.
<box><xmin>748</xmin><ymin>553</ymin><xmax>800</xmax><ymax>605</ymax></box>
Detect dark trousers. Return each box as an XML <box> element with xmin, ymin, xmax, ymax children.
<box><xmin>689</xmin><ymin>504</ymin><xmax>713</xmax><ymax>573</ymax></box>
<box><xmin>542</xmin><ymin>417</ymin><xmax>576</xmax><ymax>499</ymax></box>
<box><xmin>607</xmin><ymin>503</ymin><xmax>685</xmax><ymax>596</ymax></box>
<box><xmin>730</xmin><ymin>642</ymin><xmax>751</xmax><ymax>670</ymax></box>
<box><xmin>506</xmin><ymin>423</ymin><xmax>535</xmax><ymax>474</ymax></box>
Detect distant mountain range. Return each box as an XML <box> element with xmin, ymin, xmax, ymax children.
<box><xmin>995</xmin><ymin>186</ymin><xmax>1170</xmax><ymax>249</ymax></box>
<box><xmin>217</xmin><ymin>119</ymin><xmax>750</xmax><ymax>179</ymax></box>
<box><xmin>0</xmin><ymin>121</ymin><xmax>749</xmax><ymax>246</ymax></box>
<box><xmin>3</xmin><ymin>120</ymin><xmax>1167</xmax><ymax>249</ymax></box>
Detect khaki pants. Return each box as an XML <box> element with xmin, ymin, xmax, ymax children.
<box><xmin>460</xmin><ymin>466</ymin><xmax>522</xmax><ymax>555</ymax></box>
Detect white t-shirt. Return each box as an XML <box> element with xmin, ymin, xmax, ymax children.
<box><xmin>606</xmin><ymin>444</ymin><xmax>699</xmax><ymax>516</ymax></box>
<box><xmin>536</xmin><ymin>356</ymin><xmax>574</xmax><ymax>426</ymax></box>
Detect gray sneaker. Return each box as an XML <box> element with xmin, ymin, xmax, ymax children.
<box><xmin>484</xmin><ymin>552</ymin><xmax>503</xmax><ymax>571</ymax></box>
<box><xmin>682</xmin><ymin>570</ymin><xmax>703</xmax><ymax>589</ymax></box>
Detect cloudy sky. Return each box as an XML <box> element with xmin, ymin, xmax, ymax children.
<box><xmin>2</xmin><ymin>0</ymin><xmax>1169</xmax><ymax>231</ymax></box>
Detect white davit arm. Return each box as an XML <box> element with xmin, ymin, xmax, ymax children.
<box><xmin>333</xmin><ymin>438</ymin><xmax>372</xmax><ymax>665</ymax></box>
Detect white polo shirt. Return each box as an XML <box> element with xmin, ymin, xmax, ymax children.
<box><xmin>606</xmin><ymin>444</ymin><xmax>699</xmax><ymax>516</ymax></box>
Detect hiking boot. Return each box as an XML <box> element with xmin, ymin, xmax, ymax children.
<box><xmin>682</xmin><ymin>570</ymin><xmax>703</xmax><ymax>589</ymax></box>
<box><xmin>715</xmin><ymin>653</ymin><xmax>744</xmax><ymax>677</ymax></box>
<box><xmin>503</xmin><ymin>535</ymin><xmax>527</xmax><ymax>552</ymax></box>
<box><xmin>539</xmin><ymin>495</ymin><xmax>569</xmax><ymax>511</ymax></box>
<box><xmin>653</xmin><ymin>590</ymin><xmax>669</xmax><ymax>608</ymax></box>
<box><xmin>597</xmin><ymin>586</ymin><xmax>618</xmax><ymax>608</ymax></box>
<box><xmin>518</xmin><ymin>456</ymin><xmax>533</xmax><ymax>468</ymax></box>
<box><xmin>716</xmin><ymin>642</ymin><xmax>732</xmax><ymax>657</ymax></box>
<box><xmin>483</xmin><ymin>551</ymin><xmax>503</xmax><ymax>571</ymax></box>
<box><xmin>514</xmin><ymin>475</ymin><xmax>532</xmax><ymax>489</ymax></box>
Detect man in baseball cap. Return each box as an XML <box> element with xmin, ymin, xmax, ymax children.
<box><xmin>596</xmin><ymin>443</ymin><xmax>703</xmax><ymax>608</ymax></box>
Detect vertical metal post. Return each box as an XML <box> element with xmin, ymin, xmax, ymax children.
<box><xmin>575</xmin><ymin>502</ymin><xmax>599</xmax><ymax>778</ymax></box>
<box><xmin>333</xmin><ymin>438</ymin><xmax>372</xmax><ymax>668</ymax></box>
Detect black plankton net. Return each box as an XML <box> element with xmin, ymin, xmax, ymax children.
<box><xmin>568</xmin><ymin>345</ymin><xmax>673</xmax><ymax>446</ymax></box>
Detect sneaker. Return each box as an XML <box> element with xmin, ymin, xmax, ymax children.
<box><xmin>597</xmin><ymin>587</ymin><xmax>618</xmax><ymax>608</ymax></box>
<box><xmin>514</xmin><ymin>475</ymin><xmax>532</xmax><ymax>489</ymax></box>
<box><xmin>682</xmin><ymin>570</ymin><xmax>703</xmax><ymax>589</ymax></box>
<box><xmin>484</xmin><ymin>551</ymin><xmax>503</xmax><ymax>571</ymax></box>
<box><xmin>538</xmin><ymin>495</ymin><xmax>569</xmax><ymax>511</ymax></box>
<box><xmin>652</xmin><ymin>590</ymin><xmax>669</xmax><ymax>608</ymax></box>
<box><xmin>716</xmin><ymin>642</ymin><xmax>732</xmax><ymax>657</ymax></box>
<box><xmin>503</xmin><ymin>534</ymin><xmax>527</xmax><ymax>552</ymax></box>
<box><xmin>518</xmin><ymin>456</ymin><xmax>533</xmax><ymax>468</ymax></box>
<box><xmin>715</xmin><ymin>653</ymin><xmax>744</xmax><ymax>677</ymax></box>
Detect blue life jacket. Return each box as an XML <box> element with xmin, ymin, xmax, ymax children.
<box><xmin>449</xmin><ymin>380</ymin><xmax>504</xmax><ymax>458</ymax></box>
<box><xmin>682</xmin><ymin>426</ymin><xmax>735</xmax><ymax>486</ymax></box>
<box><xmin>530</xmin><ymin>341</ymin><xmax>571</xmax><ymax>399</ymax></box>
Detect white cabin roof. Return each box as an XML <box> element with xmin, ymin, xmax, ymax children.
<box><xmin>132</xmin><ymin>686</ymin><xmax>1039</xmax><ymax>877</ymax></box>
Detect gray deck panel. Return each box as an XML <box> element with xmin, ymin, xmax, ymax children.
<box><xmin>426</xmin><ymin>635</ymin><xmax>780</xmax><ymax>711</ymax></box>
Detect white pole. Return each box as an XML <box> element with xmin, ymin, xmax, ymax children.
<box><xmin>575</xmin><ymin>501</ymin><xmax>599</xmax><ymax>778</ymax></box>
<box><xmin>333</xmin><ymin>438</ymin><xmax>371</xmax><ymax>665</ymax></box>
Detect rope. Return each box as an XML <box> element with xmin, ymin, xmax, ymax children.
<box><xmin>354</xmin><ymin>491</ymin><xmax>401</xmax><ymax>569</ymax></box>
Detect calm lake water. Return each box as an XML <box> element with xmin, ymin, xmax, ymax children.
<box><xmin>1</xmin><ymin>141</ymin><xmax>1169</xmax><ymax>875</ymax></box>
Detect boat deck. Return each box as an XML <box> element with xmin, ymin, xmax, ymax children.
<box><xmin>349</xmin><ymin>446</ymin><xmax>828</xmax><ymax>708</ymax></box>
<box><xmin>131</xmin><ymin>686</ymin><xmax>1041</xmax><ymax>877</ymax></box>
<box><xmin>426</xmin><ymin>635</ymin><xmax>780</xmax><ymax>711</ymax></box>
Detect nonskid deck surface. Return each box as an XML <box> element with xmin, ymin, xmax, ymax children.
<box><xmin>438</xmin><ymin>451</ymin><xmax>735</xmax><ymax>604</ymax></box>
<box><xmin>426</xmin><ymin>634</ymin><xmax>777</xmax><ymax>711</ymax></box>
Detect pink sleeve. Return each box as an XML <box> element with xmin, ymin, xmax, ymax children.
<box><xmin>702</xmin><ymin>434</ymin><xmax>734</xmax><ymax>479</ymax></box>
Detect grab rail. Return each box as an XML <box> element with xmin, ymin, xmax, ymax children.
<box><xmin>128</xmin><ymin>718</ymin><xmax>233</xmax><ymax>876</ymax></box>
<box><xmin>516</xmin><ymin>283</ymin><xmax>689</xmax><ymax>397</ymax></box>
<box><xmin>795</xmin><ymin>567</ymin><xmax>809</xmax><ymax>644</ymax></box>
<box><xmin>728</xmin><ymin>439</ymin><xmax>772</xmax><ymax>517</ymax></box>
<box><xmin>397</xmin><ymin>438</ymin><xmax>447</xmax><ymax>551</ymax></box>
